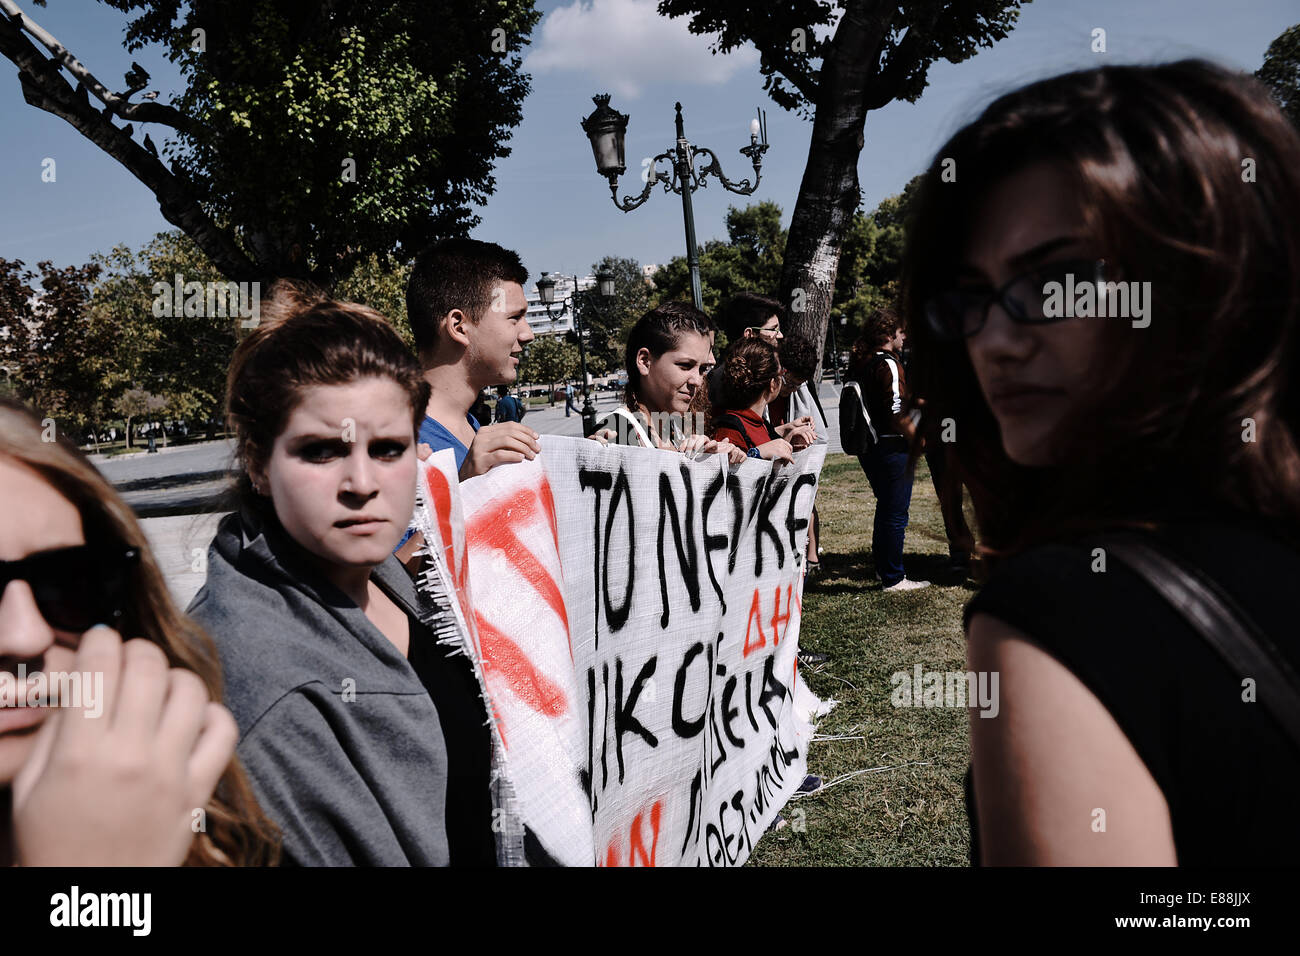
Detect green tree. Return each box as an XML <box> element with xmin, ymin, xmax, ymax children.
<box><xmin>831</xmin><ymin>174</ymin><xmax>923</xmax><ymax>341</ymax></box>
<box><xmin>657</xmin><ymin>0</ymin><xmax>1027</xmax><ymax>376</ymax></box>
<box><xmin>335</xmin><ymin>253</ymin><xmax>414</xmax><ymax>347</ymax></box>
<box><xmin>584</xmin><ymin>256</ymin><xmax>653</xmax><ymax>375</ymax></box>
<box><xmin>521</xmin><ymin>334</ymin><xmax>578</xmax><ymax>403</ymax></box>
<box><xmin>1</xmin><ymin>258</ymin><xmax>115</xmax><ymax>441</ymax></box>
<box><xmin>87</xmin><ymin>231</ymin><xmax>241</xmax><ymax>438</ymax></box>
<box><xmin>1258</xmin><ymin>23</ymin><xmax>1300</xmax><ymax>128</ymax></box>
<box><xmin>0</xmin><ymin>0</ymin><xmax>541</xmax><ymax>286</ymax></box>
<box><xmin>113</xmin><ymin>386</ymin><xmax>165</xmax><ymax>449</ymax></box>
<box><xmin>652</xmin><ymin>201</ymin><xmax>787</xmax><ymax>328</ymax></box>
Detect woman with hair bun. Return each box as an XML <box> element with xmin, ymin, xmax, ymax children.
<box><xmin>905</xmin><ymin>60</ymin><xmax>1300</xmax><ymax>865</ymax></box>
<box><xmin>711</xmin><ymin>337</ymin><xmax>794</xmax><ymax>464</ymax></box>
<box><xmin>0</xmin><ymin>398</ymin><xmax>278</xmax><ymax>866</ymax></box>
<box><xmin>188</xmin><ymin>282</ymin><xmax>508</xmax><ymax>866</ymax></box>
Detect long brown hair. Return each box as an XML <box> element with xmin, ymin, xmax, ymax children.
<box><xmin>0</xmin><ymin>398</ymin><xmax>280</xmax><ymax>866</ymax></box>
<box><xmin>903</xmin><ymin>60</ymin><xmax>1300</xmax><ymax>566</ymax></box>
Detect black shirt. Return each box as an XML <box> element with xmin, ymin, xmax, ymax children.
<box><xmin>962</xmin><ymin>511</ymin><xmax>1300</xmax><ymax>866</ymax></box>
<box><xmin>405</xmin><ymin>617</ymin><xmax>498</xmax><ymax>866</ymax></box>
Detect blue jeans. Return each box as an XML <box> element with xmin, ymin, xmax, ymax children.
<box><xmin>859</xmin><ymin>441</ymin><xmax>915</xmax><ymax>587</ymax></box>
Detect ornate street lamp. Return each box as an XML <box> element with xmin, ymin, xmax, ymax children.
<box><xmin>535</xmin><ymin>271</ymin><xmax>613</xmax><ymax>437</ymax></box>
<box><xmin>581</xmin><ymin>95</ymin><xmax>769</xmax><ymax>310</ymax></box>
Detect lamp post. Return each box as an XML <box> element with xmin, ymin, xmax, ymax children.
<box><xmin>581</xmin><ymin>94</ymin><xmax>769</xmax><ymax>311</ymax></box>
<box><xmin>829</xmin><ymin>316</ymin><xmax>846</xmax><ymax>385</ymax></box>
<box><xmin>535</xmin><ymin>269</ymin><xmax>615</xmax><ymax>438</ymax></box>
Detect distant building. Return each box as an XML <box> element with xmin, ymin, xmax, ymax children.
<box><xmin>642</xmin><ymin>263</ymin><xmax>661</xmax><ymax>286</ymax></box>
<box><xmin>525</xmin><ymin>273</ymin><xmax>597</xmax><ymax>336</ymax></box>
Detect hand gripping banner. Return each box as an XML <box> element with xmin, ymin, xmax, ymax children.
<box><xmin>411</xmin><ymin>436</ymin><xmax>827</xmax><ymax>866</ymax></box>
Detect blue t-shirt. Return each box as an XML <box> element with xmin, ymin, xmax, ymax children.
<box><xmin>396</xmin><ymin>413</ymin><xmax>481</xmax><ymax>551</ymax></box>
<box><xmin>418</xmin><ymin>412</ymin><xmax>480</xmax><ymax>470</ymax></box>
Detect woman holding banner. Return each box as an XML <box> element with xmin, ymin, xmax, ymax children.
<box><xmin>905</xmin><ymin>60</ymin><xmax>1300</xmax><ymax>865</ymax></box>
<box><xmin>188</xmin><ymin>282</ymin><xmax>509</xmax><ymax>866</ymax></box>
<box><xmin>710</xmin><ymin>336</ymin><xmax>798</xmax><ymax>463</ymax></box>
<box><xmin>593</xmin><ymin>301</ymin><xmax>745</xmax><ymax>464</ymax></box>
<box><xmin>0</xmin><ymin>398</ymin><xmax>278</xmax><ymax>866</ymax></box>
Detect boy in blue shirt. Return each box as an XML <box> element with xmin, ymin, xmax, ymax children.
<box><xmin>396</xmin><ymin>239</ymin><xmax>542</xmax><ymax>556</ymax></box>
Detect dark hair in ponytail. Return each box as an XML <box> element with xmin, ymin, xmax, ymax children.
<box><xmin>623</xmin><ymin>301</ymin><xmax>713</xmax><ymax>412</ymax></box>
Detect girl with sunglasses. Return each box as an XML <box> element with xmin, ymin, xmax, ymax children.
<box><xmin>905</xmin><ymin>60</ymin><xmax>1300</xmax><ymax>865</ymax></box>
<box><xmin>188</xmin><ymin>283</ymin><xmax>508</xmax><ymax>866</ymax></box>
<box><xmin>0</xmin><ymin>398</ymin><xmax>278</xmax><ymax>866</ymax></box>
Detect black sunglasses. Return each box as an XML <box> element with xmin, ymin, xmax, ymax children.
<box><xmin>923</xmin><ymin>258</ymin><xmax>1109</xmax><ymax>341</ymax></box>
<box><xmin>0</xmin><ymin>545</ymin><xmax>139</xmax><ymax>633</ymax></box>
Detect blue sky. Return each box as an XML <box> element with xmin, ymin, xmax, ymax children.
<box><xmin>0</xmin><ymin>0</ymin><xmax>1295</xmax><ymax>288</ymax></box>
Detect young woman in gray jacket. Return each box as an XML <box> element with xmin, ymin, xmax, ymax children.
<box><xmin>189</xmin><ymin>282</ymin><xmax>522</xmax><ymax>866</ymax></box>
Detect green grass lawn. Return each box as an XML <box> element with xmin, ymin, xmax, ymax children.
<box><xmin>748</xmin><ymin>453</ymin><xmax>978</xmax><ymax>867</ymax></box>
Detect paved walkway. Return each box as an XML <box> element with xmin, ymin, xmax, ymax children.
<box><xmin>137</xmin><ymin>383</ymin><xmax>846</xmax><ymax>606</ymax></box>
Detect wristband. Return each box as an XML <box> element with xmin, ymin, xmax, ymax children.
<box><xmin>747</xmin><ymin>446</ymin><xmax>762</xmax><ymax>459</ymax></box>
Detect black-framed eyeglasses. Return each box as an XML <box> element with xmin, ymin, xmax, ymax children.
<box><xmin>923</xmin><ymin>258</ymin><xmax>1108</xmax><ymax>341</ymax></box>
<box><xmin>0</xmin><ymin>545</ymin><xmax>139</xmax><ymax>633</ymax></box>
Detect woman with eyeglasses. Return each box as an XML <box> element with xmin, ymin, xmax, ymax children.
<box><xmin>0</xmin><ymin>398</ymin><xmax>279</xmax><ymax>866</ymax></box>
<box><xmin>593</xmin><ymin>301</ymin><xmax>745</xmax><ymax>464</ymax></box>
<box><xmin>905</xmin><ymin>60</ymin><xmax>1300</xmax><ymax>865</ymax></box>
<box><xmin>187</xmin><ymin>282</ymin><xmax>511</xmax><ymax>866</ymax></box>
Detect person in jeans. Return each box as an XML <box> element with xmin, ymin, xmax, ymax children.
<box><xmin>853</xmin><ymin>309</ymin><xmax>929</xmax><ymax>592</ymax></box>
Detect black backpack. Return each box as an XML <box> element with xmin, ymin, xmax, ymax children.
<box><xmin>839</xmin><ymin>352</ymin><xmax>896</xmax><ymax>455</ymax></box>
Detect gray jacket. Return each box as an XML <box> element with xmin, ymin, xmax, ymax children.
<box><xmin>188</xmin><ymin>505</ymin><xmax>525</xmax><ymax>866</ymax></box>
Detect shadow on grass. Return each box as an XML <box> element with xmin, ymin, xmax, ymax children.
<box><xmin>807</xmin><ymin>549</ymin><xmax>979</xmax><ymax>595</ymax></box>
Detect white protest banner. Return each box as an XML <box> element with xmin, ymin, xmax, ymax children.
<box><xmin>412</xmin><ymin>436</ymin><xmax>827</xmax><ymax>866</ymax></box>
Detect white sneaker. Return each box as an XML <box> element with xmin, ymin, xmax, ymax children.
<box><xmin>883</xmin><ymin>577</ymin><xmax>931</xmax><ymax>592</ymax></box>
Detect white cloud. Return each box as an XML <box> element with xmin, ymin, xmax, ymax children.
<box><xmin>525</xmin><ymin>0</ymin><xmax>759</xmax><ymax>99</ymax></box>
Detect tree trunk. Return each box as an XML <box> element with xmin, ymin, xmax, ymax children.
<box><xmin>779</xmin><ymin>2</ymin><xmax>895</xmax><ymax>382</ymax></box>
<box><xmin>124</xmin><ymin>416</ymin><xmax>132</xmax><ymax>449</ymax></box>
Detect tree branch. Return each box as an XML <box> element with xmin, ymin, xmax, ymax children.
<box><xmin>754</xmin><ymin>42</ymin><xmax>821</xmax><ymax>107</ymax></box>
<box><xmin>0</xmin><ymin>6</ymin><xmax>258</xmax><ymax>281</ymax></box>
<box><xmin>862</xmin><ymin>6</ymin><xmax>941</xmax><ymax>111</ymax></box>
<box><xmin>0</xmin><ymin>0</ymin><xmax>194</xmax><ymax>133</ymax></box>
